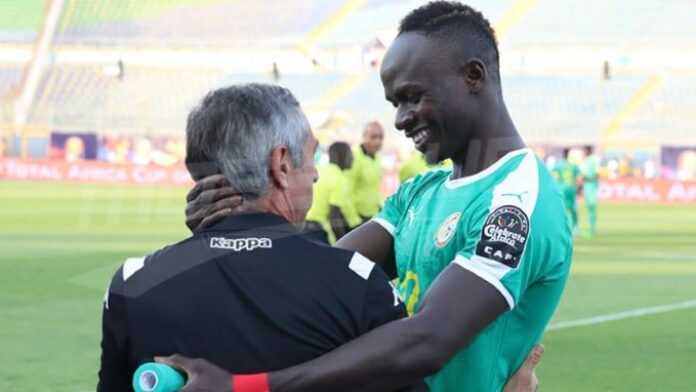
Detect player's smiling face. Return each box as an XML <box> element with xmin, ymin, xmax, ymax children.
<box><xmin>381</xmin><ymin>32</ymin><xmax>481</xmax><ymax>165</ymax></box>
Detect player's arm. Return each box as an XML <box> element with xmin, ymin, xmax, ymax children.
<box><xmin>96</xmin><ymin>273</ymin><xmax>131</xmax><ymax>391</ymax></box>
<box><xmin>159</xmin><ymin>265</ymin><xmax>507</xmax><ymax>392</ymax></box>
<box><xmin>266</xmin><ymin>264</ymin><xmax>508</xmax><ymax>391</ymax></box>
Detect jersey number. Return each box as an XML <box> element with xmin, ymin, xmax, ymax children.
<box><xmin>399</xmin><ymin>271</ymin><xmax>421</xmax><ymax>316</ymax></box>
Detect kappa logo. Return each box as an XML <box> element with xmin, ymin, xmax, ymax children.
<box><xmin>210</xmin><ymin>237</ymin><xmax>272</xmax><ymax>251</ymax></box>
<box><xmin>435</xmin><ymin>212</ymin><xmax>462</xmax><ymax>248</ymax></box>
<box><xmin>475</xmin><ymin>205</ymin><xmax>529</xmax><ymax>268</ymax></box>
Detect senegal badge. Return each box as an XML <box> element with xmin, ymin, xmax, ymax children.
<box><xmin>435</xmin><ymin>212</ymin><xmax>462</xmax><ymax>248</ymax></box>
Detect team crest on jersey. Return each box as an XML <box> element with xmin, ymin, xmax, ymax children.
<box><xmin>435</xmin><ymin>212</ymin><xmax>462</xmax><ymax>248</ymax></box>
<box><xmin>475</xmin><ymin>205</ymin><xmax>529</xmax><ymax>268</ymax></box>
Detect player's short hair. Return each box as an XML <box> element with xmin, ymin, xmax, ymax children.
<box><xmin>328</xmin><ymin>141</ymin><xmax>352</xmax><ymax>169</ymax></box>
<box><xmin>399</xmin><ymin>1</ymin><xmax>500</xmax><ymax>84</ymax></box>
<box><xmin>563</xmin><ymin>147</ymin><xmax>572</xmax><ymax>158</ymax></box>
<box><xmin>185</xmin><ymin>83</ymin><xmax>309</xmax><ymax>199</ymax></box>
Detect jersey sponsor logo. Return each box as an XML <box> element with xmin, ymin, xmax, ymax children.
<box><xmin>435</xmin><ymin>211</ymin><xmax>461</xmax><ymax>248</ymax></box>
<box><xmin>475</xmin><ymin>205</ymin><xmax>529</xmax><ymax>268</ymax></box>
<box><xmin>210</xmin><ymin>237</ymin><xmax>272</xmax><ymax>251</ymax></box>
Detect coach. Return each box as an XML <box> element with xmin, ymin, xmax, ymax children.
<box><xmin>97</xmin><ymin>84</ymin><xmax>410</xmax><ymax>391</ymax></box>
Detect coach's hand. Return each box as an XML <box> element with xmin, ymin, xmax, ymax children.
<box><xmin>503</xmin><ymin>344</ymin><xmax>544</xmax><ymax>392</ymax></box>
<box><xmin>186</xmin><ymin>174</ymin><xmax>242</xmax><ymax>232</ymax></box>
<box><xmin>156</xmin><ymin>354</ymin><xmax>233</xmax><ymax>392</ymax></box>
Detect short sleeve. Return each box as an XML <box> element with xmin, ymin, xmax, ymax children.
<box><xmin>453</xmin><ymin>153</ymin><xmax>540</xmax><ymax>309</ymax></box>
<box><xmin>371</xmin><ymin>180</ymin><xmax>412</xmax><ymax>236</ymax></box>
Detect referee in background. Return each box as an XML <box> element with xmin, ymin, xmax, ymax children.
<box><xmin>97</xmin><ymin>84</ymin><xmax>414</xmax><ymax>391</ymax></box>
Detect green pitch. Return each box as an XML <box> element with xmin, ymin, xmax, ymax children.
<box><xmin>1</xmin><ymin>181</ymin><xmax>695</xmax><ymax>392</ymax></box>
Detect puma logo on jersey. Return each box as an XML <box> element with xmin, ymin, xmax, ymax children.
<box><xmin>501</xmin><ymin>191</ymin><xmax>529</xmax><ymax>204</ymax></box>
<box><xmin>210</xmin><ymin>237</ymin><xmax>272</xmax><ymax>251</ymax></box>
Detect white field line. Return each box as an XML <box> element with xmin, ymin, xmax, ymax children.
<box><xmin>76</xmin><ymin>300</ymin><xmax>696</xmax><ymax>392</ymax></box>
<box><xmin>547</xmin><ymin>298</ymin><xmax>696</xmax><ymax>331</ymax></box>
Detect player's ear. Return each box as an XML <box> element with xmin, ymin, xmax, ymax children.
<box><xmin>270</xmin><ymin>145</ymin><xmax>291</xmax><ymax>190</ymax></box>
<box><xmin>459</xmin><ymin>58</ymin><xmax>487</xmax><ymax>94</ymax></box>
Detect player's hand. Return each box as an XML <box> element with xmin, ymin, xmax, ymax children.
<box><xmin>155</xmin><ymin>354</ymin><xmax>233</xmax><ymax>392</ymax></box>
<box><xmin>186</xmin><ymin>174</ymin><xmax>242</xmax><ymax>232</ymax></box>
<box><xmin>503</xmin><ymin>344</ymin><xmax>544</xmax><ymax>392</ymax></box>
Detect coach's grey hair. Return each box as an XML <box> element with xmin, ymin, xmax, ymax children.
<box><xmin>185</xmin><ymin>83</ymin><xmax>309</xmax><ymax>199</ymax></box>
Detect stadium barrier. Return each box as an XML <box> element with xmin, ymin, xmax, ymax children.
<box><xmin>1</xmin><ymin>158</ymin><xmax>695</xmax><ymax>203</ymax></box>
<box><xmin>597</xmin><ymin>178</ymin><xmax>696</xmax><ymax>203</ymax></box>
<box><xmin>0</xmin><ymin>158</ymin><xmax>192</xmax><ymax>187</ymax></box>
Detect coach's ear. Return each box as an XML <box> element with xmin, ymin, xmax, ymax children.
<box><xmin>270</xmin><ymin>145</ymin><xmax>292</xmax><ymax>190</ymax></box>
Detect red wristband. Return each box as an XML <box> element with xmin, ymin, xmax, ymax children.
<box><xmin>232</xmin><ymin>373</ymin><xmax>269</xmax><ymax>392</ymax></box>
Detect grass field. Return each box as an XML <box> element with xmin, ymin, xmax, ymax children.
<box><xmin>1</xmin><ymin>180</ymin><xmax>695</xmax><ymax>392</ymax></box>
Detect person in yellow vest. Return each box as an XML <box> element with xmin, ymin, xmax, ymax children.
<box><xmin>349</xmin><ymin>121</ymin><xmax>384</xmax><ymax>222</ymax></box>
<box><xmin>399</xmin><ymin>151</ymin><xmax>453</xmax><ymax>183</ymax></box>
<box><xmin>305</xmin><ymin>142</ymin><xmax>362</xmax><ymax>244</ymax></box>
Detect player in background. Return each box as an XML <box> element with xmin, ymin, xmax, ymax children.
<box><xmin>552</xmin><ymin>147</ymin><xmax>581</xmax><ymax>234</ymax></box>
<box><xmin>349</xmin><ymin>121</ymin><xmax>385</xmax><ymax>222</ymax></box>
<box><xmin>581</xmin><ymin>145</ymin><xmax>600</xmax><ymax>237</ymax></box>
<box><xmin>306</xmin><ymin>142</ymin><xmax>362</xmax><ymax>243</ymax></box>
<box><xmin>399</xmin><ymin>150</ymin><xmax>452</xmax><ymax>183</ymax></box>
<box><xmin>170</xmin><ymin>2</ymin><xmax>571</xmax><ymax>391</ymax></box>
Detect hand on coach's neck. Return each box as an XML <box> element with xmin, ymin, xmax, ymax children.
<box><xmin>227</xmin><ymin>190</ymin><xmax>301</xmax><ymax>227</ymax></box>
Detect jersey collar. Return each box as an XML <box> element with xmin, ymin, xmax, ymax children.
<box><xmin>198</xmin><ymin>213</ymin><xmax>298</xmax><ymax>235</ymax></box>
<box><xmin>444</xmin><ymin>148</ymin><xmax>532</xmax><ymax>189</ymax></box>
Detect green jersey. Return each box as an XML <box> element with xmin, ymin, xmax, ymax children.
<box><xmin>581</xmin><ymin>155</ymin><xmax>600</xmax><ymax>207</ymax></box>
<box><xmin>373</xmin><ymin>149</ymin><xmax>572</xmax><ymax>391</ymax></box>
<box><xmin>552</xmin><ymin>159</ymin><xmax>581</xmax><ymax>194</ymax></box>
<box><xmin>581</xmin><ymin>155</ymin><xmax>599</xmax><ymax>184</ymax></box>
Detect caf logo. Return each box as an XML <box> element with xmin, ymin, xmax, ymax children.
<box><xmin>435</xmin><ymin>212</ymin><xmax>461</xmax><ymax>248</ymax></box>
